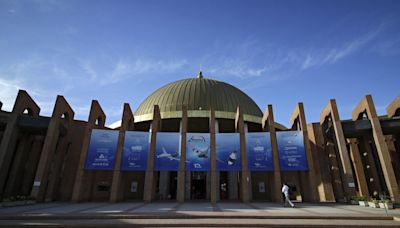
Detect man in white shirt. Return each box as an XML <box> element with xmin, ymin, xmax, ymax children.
<box><xmin>282</xmin><ymin>183</ymin><xmax>294</xmax><ymax>208</ymax></box>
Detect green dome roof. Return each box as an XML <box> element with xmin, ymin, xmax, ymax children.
<box><xmin>134</xmin><ymin>73</ymin><xmax>263</xmax><ymax>123</ymax></box>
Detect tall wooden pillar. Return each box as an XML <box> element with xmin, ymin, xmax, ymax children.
<box><xmin>348</xmin><ymin>139</ymin><xmax>369</xmax><ymax>196</ymax></box>
<box><xmin>352</xmin><ymin>95</ymin><xmax>400</xmax><ymax>203</ymax></box>
<box><xmin>177</xmin><ymin>106</ymin><xmax>188</xmax><ymax>203</ymax></box>
<box><xmin>209</xmin><ymin>108</ymin><xmax>217</xmax><ymax>203</ymax></box>
<box><xmin>143</xmin><ymin>105</ymin><xmax>161</xmax><ymax>203</ymax></box>
<box><xmin>235</xmin><ymin>106</ymin><xmax>250</xmax><ymax>202</ymax></box>
<box><xmin>290</xmin><ymin>103</ymin><xmax>318</xmax><ymax>202</ymax></box>
<box><xmin>262</xmin><ymin>105</ymin><xmax>282</xmax><ymax>203</ymax></box>
<box><xmin>320</xmin><ymin>99</ymin><xmax>356</xmax><ymax>200</ymax></box>
<box><xmin>110</xmin><ymin>103</ymin><xmax>134</xmax><ymax>202</ymax></box>
<box><xmin>0</xmin><ymin>90</ymin><xmax>40</xmax><ymax>198</ymax></box>
<box><xmin>71</xmin><ymin>100</ymin><xmax>106</xmax><ymax>202</ymax></box>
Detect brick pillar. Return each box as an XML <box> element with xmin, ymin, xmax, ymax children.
<box><xmin>177</xmin><ymin>106</ymin><xmax>188</xmax><ymax>203</ymax></box>
<box><xmin>143</xmin><ymin>105</ymin><xmax>160</xmax><ymax>203</ymax></box>
<box><xmin>262</xmin><ymin>105</ymin><xmax>282</xmax><ymax>203</ymax></box>
<box><xmin>210</xmin><ymin>108</ymin><xmax>217</xmax><ymax>203</ymax></box>
<box><xmin>352</xmin><ymin>95</ymin><xmax>400</xmax><ymax>203</ymax></box>
<box><xmin>110</xmin><ymin>103</ymin><xmax>134</xmax><ymax>202</ymax></box>
<box><xmin>348</xmin><ymin>139</ymin><xmax>369</xmax><ymax>197</ymax></box>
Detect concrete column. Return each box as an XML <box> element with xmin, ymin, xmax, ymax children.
<box><xmin>290</xmin><ymin>103</ymin><xmax>319</xmax><ymax>202</ymax></box>
<box><xmin>110</xmin><ymin>103</ymin><xmax>134</xmax><ymax>202</ymax></box>
<box><xmin>235</xmin><ymin>107</ymin><xmax>250</xmax><ymax>202</ymax></box>
<box><xmin>4</xmin><ymin>134</ymin><xmax>32</xmax><ymax>196</ymax></box>
<box><xmin>262</xmin><ymin>105</ymin><xmax>282</xmax><ymax>203</ymax></box>
<box><xmin>348</xmin><ymin>139</ymin><xmax>369</xmax><ymax>197</ymax></box>
<box><xmin>177</xmin><ymin>106</ymin><xmax>188</xmax><ymax>202</ymax></box>
<box><xmin>0</xmin><ymin>90</ymin><xmax>40</xmax><ymax>198</ymax></box>
<box><xmin>320</xmin><ymin>100</ymin><xmax>357</xmax><ymax>200</ymax></box>
<box><xmin>307</xmin><ymin>123</ymin><xmax>335</xmax><ymax>202</ymax></box>
<box><xmin>72</xmin><ymin>100</ymin><xmax>106</xmax><ymax>202</ymax></box>
<box><xmin>209</xmin><ymin>108</ymin><xmax>217</xmax><ymax>203</ymax></box>
<box><xmin>352</xmin><ymin>95</ymin><xmax>400</xmax><ymax>203</ymax></box>
<box><xmin>21</xmin><ymin>136</ymin><xmax>44</xmax><ymax>196</ymax></box>
<box><xmin>143</xmin><ymin>105</ymin><xmax>161</xmax><ymax>203</ymax></box>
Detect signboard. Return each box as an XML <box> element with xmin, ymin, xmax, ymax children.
<box><xmin>246</xmin><ymin>132</ymin><xmax>274</xmax><ymax>171</ymax></box>
<box><xmin>216</xmin><ymin>133</ymin><xmax>241</xmax><ymax>171</ymax></box>
<box><xmin>154</xmin><ymin>132</ymin><xmax>180</xmax><ymax>171</ymax></box>
<box><xmin>186</xmin><ymin>133</ymin><xmax>210</xmax><ymax>171</ymax></box>
<box><xmin>276</xmin><ymin>131</ymin><xmax>308</xmax><ymax>171</ymax></box>
<box><xmin>121</xmin><ymin>131</ymin><xmax>149</xmax><ymax>170</ymax></box>
<box><xmin>85</xmin><ymin>129</ymin><xmax>119</xmax><ymax>170</ymax></box>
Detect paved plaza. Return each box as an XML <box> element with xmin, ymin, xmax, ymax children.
<box><xmin>0</xmin><ymin>202</ymin><xmax>400</xmax><ymax>227</ymax></box>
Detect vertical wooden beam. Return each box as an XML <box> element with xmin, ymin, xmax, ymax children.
<box><xmin>110</xmin><ymin>103</ymin><xmax>134</xmax><ymax>202</ymax></box>
<box><xmin>209</xmin><ymin>108</ymin><xmax>217</xmax><ymax>203</ymax></box>
<box><xmin>262</xmin><ymin>105</ymin><xmax>282</xmax><ymax>203</ymax></box>
<box><xmin>235</xmin><ymin>106</ymin><xmax>249</xmax><ymax>202</ymax></box>
<box><xmin>177</xmin><ymin>106</ymin><xmax>188</xmax><ymax>203</ymax></box>
<box><xmin>143</xmin><ymin>105</ymin><xmax>160</xmax><ymax>203</ymax></box>
<box><xmin>348</xmin><ymin>139</ymin><xmax>369</xmax><ymax>197</ymax></box>
<box><xmin>290</xmin><ymin>103</ymin><xmax>319</xmax><ymax>202</ymax></box>
<box><xmin>71</xmin><ymin>100</ymin><xmax>106</xmax><ymax>202</ymax></box>
<box><xmin>352</xmin><ymin>95</ymin><xmax>400</xmax><ymax>203</ymax></box>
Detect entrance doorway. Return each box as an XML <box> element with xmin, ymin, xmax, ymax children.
<box><xmin>220</xmin><ymin>172</ymin><xmax>228</xmax><ymax>200</ymax></box>
<box><xmin>191</xmin><ymin>172</ymin><xmax>206</xmax><ymax>200</ymax></box>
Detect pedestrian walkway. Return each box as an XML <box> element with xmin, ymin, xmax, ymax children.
<box><xmin>0</xmin><ymin>202</ymin><xmax>399</xmax><ymax>227</ymax></box>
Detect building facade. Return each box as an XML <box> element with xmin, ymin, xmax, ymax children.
<box><xmin>0</xmin><ymin>72</ymin><xmax>399</xmax><ymax>204</ymax></box>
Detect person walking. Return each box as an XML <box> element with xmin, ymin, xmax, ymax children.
<box><xmin>282</xmin><ymin>183</ymin><xmax>295</xmax><ymax>208</ymax></box>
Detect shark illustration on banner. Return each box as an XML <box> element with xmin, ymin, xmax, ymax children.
<box><xmin>216</xmin><ymin>133</ymin><xmax>241</xmax><ymax>171</ymax></box>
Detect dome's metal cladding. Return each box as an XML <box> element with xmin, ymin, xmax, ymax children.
<box><xmin>134</xmin><ymin>73</ymin><xmax>263</xmax><ymax>123</ymax></box>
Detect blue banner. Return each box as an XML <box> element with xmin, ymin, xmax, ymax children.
<box><xmin>216</xmin><ymin>133</ymin><xmax>241</xmax><ymax>171</ymax></box>
<box><xmin>121</xmin><ymin>131</ymin><xmax>149</xmax><ymax>171</ymax></box>
<box><xmin>186</xmin><ymin>133</ymin><xmax>210</xmax><ymax>171</ymax></box>
<box><xmin>154</xmin><ymin>132</ymin><xmax>180</xmax><ymax>171</ymax></box>
<box><xmin>85</xmin><ymin>129</ymin><xmax>119</xmax><ymax>170</ymax></box>
<box><xmin>276</xmin><ymin>131</ymin><xmax>308</xmax><ymax>171</ymax></box>
<box><xmin>246</xmin><ymin>132</ymin><xmax>274</xmax><ymax>171</ymax></box>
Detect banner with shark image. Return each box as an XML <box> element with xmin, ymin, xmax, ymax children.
<box><xmin>120</xmin><ymin>131</ymin><xmax>149</xmax><ymax>170</ymax></box>
<box><xmin>276</xmin><ymin>131</ymin><xmax>308</xmax><ymax>171</ymax></box>
<box><xmin>216</xmin><ymin>133</ymin><xmax>241</xmax><ymax>171</ymax></box>
<box><xmin>246</xmin><ymin>132</ymin><xmax>274</xmax><ymax>171</ymax></box>
<box><xmin>186</xmin><ymin>133</ymin><xmax>210</xmax><ymax>171</ymax></box>
<box><xmin>154</xmin><ymin>132</ymin><xmax>181</xmax><ymax>171</ymax></box>
<box><xmin>85</xmin><ymin>129</ymin><xmax>119</xmax><ymax>170</ymax></box>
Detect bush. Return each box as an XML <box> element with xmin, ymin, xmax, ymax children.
<box><xmin>351</xmin><ymin>195</ymin><xmax>367</xmax><ymax>202</ymax></box>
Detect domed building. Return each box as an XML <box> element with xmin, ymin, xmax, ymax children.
<box><xmin>0</xmin><ymin>72</ymin><xmax>399</xmax><ymax>204</ymax></box>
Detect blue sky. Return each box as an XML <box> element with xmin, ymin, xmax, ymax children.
<box><xmin>1</xmin><ymin>0</ymin><xmax>400</xmax><ymax>127</ymax></box>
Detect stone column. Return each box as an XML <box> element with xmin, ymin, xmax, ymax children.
<box><xmin>110</xmin><ymin>103</ymin><xmax>134</xmax><ymax>202</ymax></box>
<box><xmin>352</xmin><ymin>95</ymin><xmax>400</xmax><ymax>203</ymax></box>
<box><xmin>348</xmin><ymin>139</ymin><xmax>369</xmax><ymax>197</ymax></box>
<box><xmin>262</xmin><ymin>105</ymin><xmax>282</xmax><ymax>203</ymax></box>
<box><xmin>235</xmin><ymin>107</ymin><xmax>250</xmax><ymax>202</ymax></box>
<box><xmin>143</xmin><ymin>105</ymin><xmax>161</xmax><ymax>203</ymax></box>
<box><xmin>209</xmin><ymin>108</ymin><xmax>217</xmax><ymax>203</ymax></box>
<box><xmin>177</xmin><ymin>106</ymin><xmax>187</xmax><ymax>202</ymax></box>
